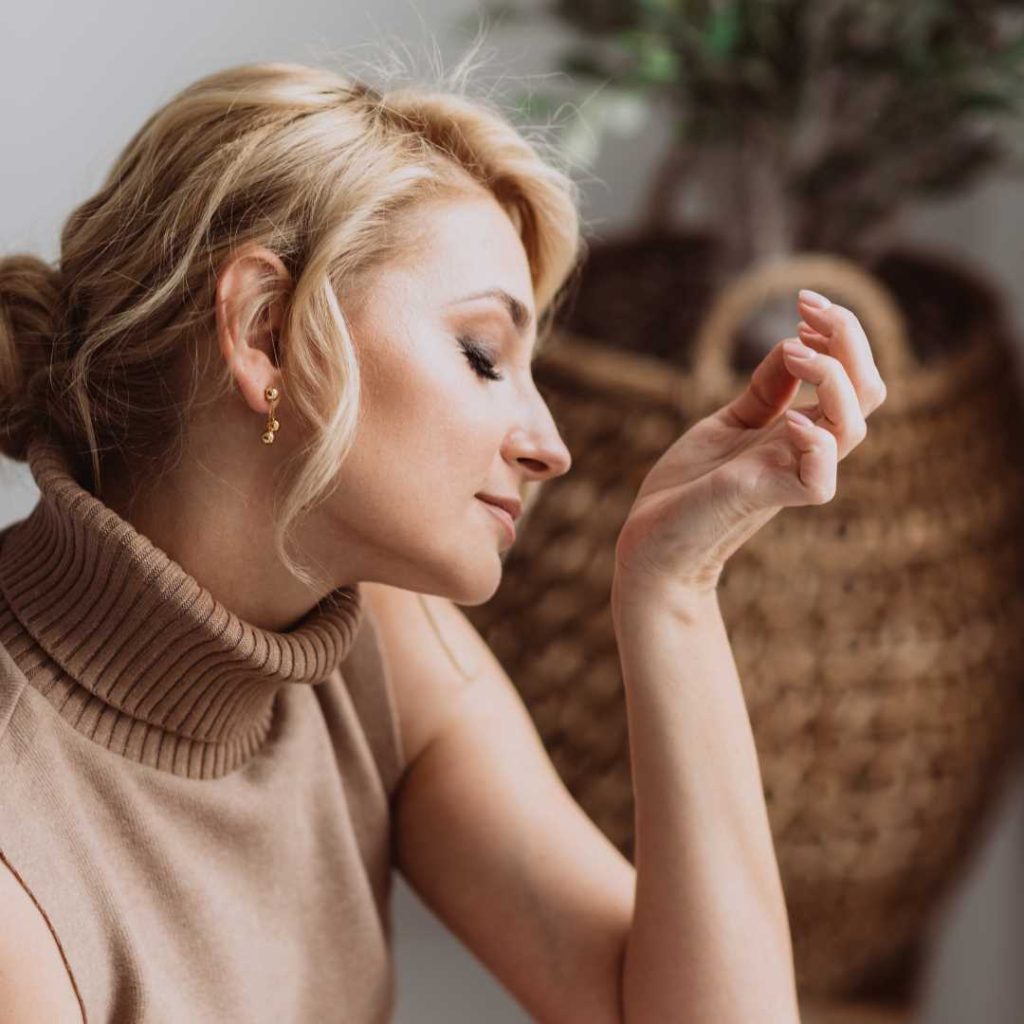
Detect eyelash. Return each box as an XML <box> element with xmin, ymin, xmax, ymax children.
<box><xmin>457</xmin><ymin>336</ymin><xmax>504</xmax><ymax>382</ymax></box>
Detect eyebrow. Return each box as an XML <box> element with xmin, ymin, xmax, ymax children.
<box><xmin>446</xmin><ymin>287</ymin><xmax>535</xmax><ymax>337</ymax></box>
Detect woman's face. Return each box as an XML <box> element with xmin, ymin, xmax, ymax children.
<box><xmin>317</xmin><ymin>194</ymin><xmax>572</xmax><ymax>605</ymax></box>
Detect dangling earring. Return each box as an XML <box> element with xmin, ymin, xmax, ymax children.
<box><xmin>261</xmin><ymin>385</ymin><xmax>280</xmax><ymax>444</ymax></box>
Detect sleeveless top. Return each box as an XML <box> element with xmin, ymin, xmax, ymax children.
<box><xmin>0</xmin><ymin>431</ymin><xmax>406</xmax><ymax>1023</ymax></box>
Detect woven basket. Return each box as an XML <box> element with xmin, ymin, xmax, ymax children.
<box><xmin>464</xmin><ymin>251</ymin><xmax>1024</xmax><ymax>1007</ymax></box>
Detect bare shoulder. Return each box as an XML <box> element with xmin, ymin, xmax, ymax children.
<box><xmin>0</xmin><ymin>854</ymin><xmax>82</xmax><ymax>1023</ymax></box>
<box><xmin>359</xmin><ymin>581</ymin><xmax>495</xmax><ymax>769</ymax></box>
<box><xmin>357</xmin><ymin>581</ymin><xmax>633</xmax><ymax>1023</ymax></box>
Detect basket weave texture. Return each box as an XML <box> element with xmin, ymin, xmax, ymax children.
<box><xmin>463</xmin><ymin>252</ymin><xmax>1024</xmax><ymax>1001</ymax></box>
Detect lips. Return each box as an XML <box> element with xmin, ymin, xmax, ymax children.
<box><xmin>477</xmin><ymin>497</ymin><xmax>517</xmax><ymax>542</ymax></box>
<box><xmin>475</xmin><ymin>493</ymin><xmax>523</xmax><ymax>522</ymax></box>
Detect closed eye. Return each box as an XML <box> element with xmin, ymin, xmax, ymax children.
<box><xmin>457</xmin><ymin>336</ymin><xmax>504</xmax><ymax>382</ymax></box>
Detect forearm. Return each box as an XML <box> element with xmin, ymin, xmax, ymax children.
<box><xmin>612</xmin><ymin>577</ymin><xmax>799</xmax><ymax>1024</ymax></box>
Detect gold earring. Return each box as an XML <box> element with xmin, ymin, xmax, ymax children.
<box><xmin>261</xmin><ymin>385</ymin><xmax>280</xmax><ymax>444</ymax></box>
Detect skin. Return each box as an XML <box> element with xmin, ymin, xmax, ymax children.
<box><xmin>350</xmin><ymin>287</ymin><xmax>886</xmax><ymax>1022</ymax></box>
<box><xmin>96</xmin><ymin>183</ymin><xmax>886</xmax><ymax>1021</ymax></box>
<box><xmin>100</xmin><ymin>193</ymin><xmax>572</xmax><ymax>630</ymax></box>
<box><xmin>613</xmin><ymin>291</ymin><xmax>886</xmax><ymax>595</ymax></box>
<box><xmin>609</xmin><ymin>291</ymin><xmax>887</xmax><ymax>1021</ymax></box>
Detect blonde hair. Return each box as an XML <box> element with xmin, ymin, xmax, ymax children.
<box><xmin>0</xmin><ymin>51</ymin><xmax>585</xmax><ymax>588</ymax></box>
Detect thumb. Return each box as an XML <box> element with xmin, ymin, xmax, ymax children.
<box><xmin>720</xmin><ymin>337</ymin><xmax>802</xmax><ymax>430</ymax></box>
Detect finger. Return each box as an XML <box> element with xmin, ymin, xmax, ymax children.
<box><xmin>790</xmin><ymin>400</ymin><xmax>827</xmax><ymax>425</ymax></box>
<box><xmin>797</xmin><ymin>291</ymin><xmax>888</xmax><ymax>414</ymax></box>
<box><xmin>781</xmin><ymin>339</ymin><xmax>867</xmax><ymax>459</ymax></box>
<box><xmin>720</xmin><ymin>337</ymin><xmax>802</xmax><ymax>430</ymax></box>
<box><xmin>797</xmin><ymin>320</ymin><xmax>830</xmax><ymax>354</ymax></box>
<box><xmin>784</xmin><ymin>409</ymin><xmax>838</xmax><ymax>505</ymax></box>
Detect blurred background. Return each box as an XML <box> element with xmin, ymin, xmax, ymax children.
<box><xmin>2</xmin><ymin>2</ymin><xmax>1024</xmax><ymax>1021</ymax></box>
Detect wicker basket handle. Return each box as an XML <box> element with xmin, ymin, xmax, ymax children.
<box><xmin>683</xmin><ymin>252</ymin><xmax>913</xmax><ymax>412</ymax></box>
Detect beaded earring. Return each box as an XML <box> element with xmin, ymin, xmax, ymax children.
<box><xmin>261</xmin><ymin>386</ymin><xmax>280</xmax><ymax>444</ymax></box>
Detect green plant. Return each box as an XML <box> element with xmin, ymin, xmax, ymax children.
<box><xmin>463</xmin><ymin>0</ymin><xmax>1024</xmax><ymax>274</ymax></box>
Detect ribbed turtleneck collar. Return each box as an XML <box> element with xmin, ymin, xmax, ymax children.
<box><xmin>0</xmin><ymin>430</ymin><xmax>364</xmax><ymax>779</ymax></box>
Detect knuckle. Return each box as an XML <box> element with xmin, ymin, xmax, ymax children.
<box><xmin>812</xmin><ymin>478</ymin><xmax>837</xmax><ymax>504</ymax></box>
<box><xmin>835</xmin><ymin>306</ymin><xmax>862</xmax><ymax>334</ymax></box>
<box><xmin>817</xmin><ymin>352</ymin><xmax>843</xmax><ymax>382</ymax></box>
<box><xmin>848</xmin><ymin>417</ymin><xmax>868</xmax><ymax>446</ymax></box>
<box><xmin>821</xmin><ymin>352</ymin><xmax>848</xmax><ymax>381</ymax></box>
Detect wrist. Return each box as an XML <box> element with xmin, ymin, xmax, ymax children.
<box><xmin>611</xmin><ymin>569</ymin><xmax>721</xmax><ymax>629</ymax></box>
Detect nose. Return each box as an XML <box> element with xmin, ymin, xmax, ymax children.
<box><xmin>505</xmin><ymin>389</ymin><xmax>572</xmax><ymax>482</ymax></box>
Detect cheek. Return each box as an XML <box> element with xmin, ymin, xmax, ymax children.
<box><xmin>317</xmin><ymin>369</ymin><xmax>510</xmax><ymax>597</ymax></box>
<box><xmin>365</xmin><ymin>353</ymin><xmax>499</xmax><ymax>473</ymax></box>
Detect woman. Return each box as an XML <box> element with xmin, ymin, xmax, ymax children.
<box><xmin>0</xmin><ymin>59</ymin><xmax>885</xmax><ymax>1023</ymax></box>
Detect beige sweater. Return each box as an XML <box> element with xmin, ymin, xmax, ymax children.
<box><xmin>0</xmin><ymin>431</ymin><xmax>406</xmax><ymax>1023</ymax></box>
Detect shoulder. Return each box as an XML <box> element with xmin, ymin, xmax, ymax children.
<box><xmin>320</xmin><ymin>594</ymin><xmax>408</xmax><ymax>801</ymax></box>
<box><xmin>0</xmin><ymin>853</ymin><xmax>83</xmax><ymax>1023</ymax></box>
<box><xmin>0</xmin><ymin>640</ymin><xmax>28</xmax><ymax>749</ymax></box>
<box><xmin>359</xmin><ymin>582</ymin><xmax>492</xmax><ymax>771</ymax></box>
<box><xmin>0</xmin><ymin>647</ymin><xmax>83</xmax><ymax>1021</ymax></box>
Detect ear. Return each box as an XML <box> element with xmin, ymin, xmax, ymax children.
<box><xmin>215</xmin><ymin>242</ymin><xmax>292</xmax><ymax>414</ymax></box>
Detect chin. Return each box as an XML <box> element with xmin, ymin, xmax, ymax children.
<box><xmin>448</xmin><ymin>561</ymin><xmax>504</xmax><ymax>607</ymax></box>
<box><xmin>383</xmin><ymin>540</ymin><xmax>504</xmax><ymax>606</ymax></box>
<box><xmin>425</xmin><ymin>546</ymin><xmax>505</xmax><ymax>607</ymax></box>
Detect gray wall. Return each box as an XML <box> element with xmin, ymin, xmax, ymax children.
<box><xmin>2</xmin><ymin>3</ymin><xmax>1023</xmax><ymax>1020</ymax></box>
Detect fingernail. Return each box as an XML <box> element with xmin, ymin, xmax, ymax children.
<box><xmin>799</xmin><ymin>289</ymin><xmax>831</xmax><ymax>310</ymax></box>
<box><xmin>786</xmin><ymin>409</ymin><xmax>814</xmax><ymax>426</ymax></box>
<box><xmin>783</xmin><ymin>339</ymin><xmax>816</xmax><ymax>360</ymax></box>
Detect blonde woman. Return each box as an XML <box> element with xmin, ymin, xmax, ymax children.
<box><xmin>0</xmin><ymin>58</ymin><xmax>885</xmax><ymax>1024</ymax></box>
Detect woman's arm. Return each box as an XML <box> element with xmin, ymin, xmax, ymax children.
<box><xmin>606</xmin><ymin>292</ymin><xmax>886</xmax><ymax>1022</ymax></box>
<box><xmin>612</xmin><ymin>578</ymin><xmax>799</xmax><ymax>1023</ymax></box>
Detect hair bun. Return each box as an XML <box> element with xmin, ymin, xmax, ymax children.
<box><xmin>0</xmin><ymin>253</ymin><xmax>63</xmax><ymax>462</ymax></box>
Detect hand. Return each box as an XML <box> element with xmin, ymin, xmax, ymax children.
<box><xmin>613</xmin><ymin>290</ymin><xmax>888</xmax><ymax>598</ymax></box>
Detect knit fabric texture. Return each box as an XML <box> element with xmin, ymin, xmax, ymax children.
<box><xmin>0</xmin><ymin>430</ymin><xmax>406</xmax><ymax>1023</ymax></box>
